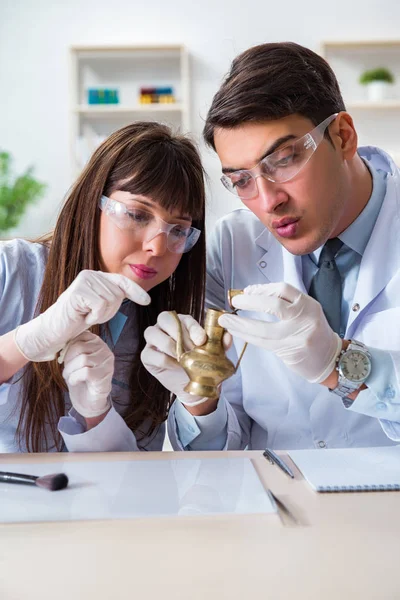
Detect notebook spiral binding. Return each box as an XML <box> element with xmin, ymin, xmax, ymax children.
<box><xmin>319</xmin><ymin>484</ymin><xmax>400</xmax><ymax>492</ymax></box>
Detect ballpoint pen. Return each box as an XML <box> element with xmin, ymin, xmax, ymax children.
<box><xmin>263</xmin><ymin>448</ymin><xmax>295</xmax><ymax>479</ymax></box>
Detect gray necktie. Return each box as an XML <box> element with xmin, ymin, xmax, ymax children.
<box><xmin>308</xmin><ymin>238</ymin><xmax>343</xmax><ymax>334</ymax></box>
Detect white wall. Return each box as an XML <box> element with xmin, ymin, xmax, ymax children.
<box><xmin>1</xmin><ymin>0</ymin><xmax>399</xmax><ymax>238</ymax></box>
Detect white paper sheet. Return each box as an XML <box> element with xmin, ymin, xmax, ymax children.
<box><xmin>0</xmin><ymin>457</ymin><xmax>275</xmax><ymax>523</ymax></box>
<box><xmin>288</xmin><ymin>446</ymin><xmax>400</xmax><ymax>491</ymax></box>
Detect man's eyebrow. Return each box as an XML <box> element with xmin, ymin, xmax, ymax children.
<box><xmin>222</xmin><ymin>134</ymin><xmax>297</xmax><ymax>174</ymax></box>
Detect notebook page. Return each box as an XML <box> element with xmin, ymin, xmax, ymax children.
<box><xmin>288</xmin><ymin>446</ymin><xmax>400</xmax><ymax>492</ymax></box>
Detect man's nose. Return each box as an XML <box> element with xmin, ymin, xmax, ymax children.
<box><xmin>254</xmin><ymin>176</ymin><xmax>288</xmax><ymax>213</ymax></box>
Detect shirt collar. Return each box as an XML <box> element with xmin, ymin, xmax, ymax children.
<box><xmin>107</xmin><ymin>300</ymin><xmax>135</xmax><ymax>346</ymax></box>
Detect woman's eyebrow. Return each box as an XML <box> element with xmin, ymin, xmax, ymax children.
<box><xmin>125</xmin><ymin>197</ymin><xmax>192</xmax><ymax>222</ymax></box>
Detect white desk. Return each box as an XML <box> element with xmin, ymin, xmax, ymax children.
<box><xmin>1</xmin><ymin>450</ymin><xmax>399</xmax><ymax>600</ymax></box>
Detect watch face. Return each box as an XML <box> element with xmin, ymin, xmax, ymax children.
<box><xmin>339</xmin><ymin>350</ymin><xmax>371</xmax><ymax>382</ymax></box>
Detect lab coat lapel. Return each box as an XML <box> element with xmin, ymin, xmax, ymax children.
<box><xmin>255</xmin><ymin>228</ymin><xmax>306</xmax><ymax>293</ymax></box>
<box><xmin>346</xmin><ymin>174</ymin><xmax>400</xmax><ymax>336</ymax></box>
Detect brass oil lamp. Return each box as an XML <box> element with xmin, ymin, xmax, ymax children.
<box><xmin>170</xmin><ymin>289</ymin><xmax>246</xmax><ymax>399</ymax></box>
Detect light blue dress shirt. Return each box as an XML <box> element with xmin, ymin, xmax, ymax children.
<box><xmin>174</xmin><ymin>156</ymin><xmax>397</xmax><ymax>449</ymax></box>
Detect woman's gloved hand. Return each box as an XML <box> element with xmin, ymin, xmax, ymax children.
<box><xmin>14</xmin><ymin>270</ymin><xmax>150</xmax><ymax>362</ymax></box>
<box><xmin>141</xmin><ymin>311</ymin><xmax>211</xmax><ymax>406</ymax></box>
<box><xmin>60</xmin><ymin>331</ymin><xmax>114</xmax><ymax>418</ymax></box>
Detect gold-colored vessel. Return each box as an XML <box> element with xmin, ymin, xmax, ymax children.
<box><xmin>171</xmin><ymin>308</ymin><xmax>235</xmax><ymax>399</ymax></box>
<box><xmin>227</xmin><ymin>289</ymin><xmax>244</xmax><ymax>311</ymax></box>
<box><xmin>171</xmin><ymin>290</ymin><xmax>247</xmax><ymax>399</ymax></box>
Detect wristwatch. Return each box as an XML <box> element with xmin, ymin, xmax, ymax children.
<box><xmin>330</xmin><ymin>340</ymin><xmax>372</xmax><ymax>399</ymax></box>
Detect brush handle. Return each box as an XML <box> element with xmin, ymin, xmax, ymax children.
<box><xmin>0</xmin><ymin>471</ymin><xmax>38</xmax><ymax>485</ymax></box>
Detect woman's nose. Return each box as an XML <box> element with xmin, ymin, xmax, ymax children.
<box><xmin>143</xmin><ymin>231</ymin><xmax>169</xmax><ymax>255</ymax></box>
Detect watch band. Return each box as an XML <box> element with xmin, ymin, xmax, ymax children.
<box><xmin>330</xmin><ymin>340</ymin><xmax>371</xmax><ymax>399</ymax></box>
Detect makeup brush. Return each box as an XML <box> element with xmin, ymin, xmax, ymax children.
<box><xmin>0</xmin><ymin>470</ymin><xmax>69</xmax><ymax>491</ymax></box>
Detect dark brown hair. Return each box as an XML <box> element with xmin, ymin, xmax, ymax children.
<box><xmin>18</xmin><ymin>121</ymin><xmax>206</xmax><ymax>452</ymax></box>
<box><xmin>203</xmin><ymin>42</ymin><xmax>346</xmax><ymax>149</ymax></box>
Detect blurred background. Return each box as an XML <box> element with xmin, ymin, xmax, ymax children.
<box><xmin>1</xmin><ymin>0</ymin><xmax>400</xmax><ymax>239</ymax></box>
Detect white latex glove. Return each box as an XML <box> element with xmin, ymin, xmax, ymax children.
<box><xmin>218</xmin><ymin>283</ymin><xmax>342</xmax><ymax>384</ymax></box>
<box><xmin>60</xmin><ymin>331</ymin><xmax>114</xmax><ymax>418</ymax></box>
<box><xmin>14</xmin><ymin>270</ymin><xmax>150</xmax><ymax>362</ymax></box>
<box><xmin>141</xmin><ymin>311</ymin><xmax>210</xmax><ymax>406</ymax></box>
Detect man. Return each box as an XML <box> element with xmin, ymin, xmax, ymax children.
<box><xmin>142</xmin><ymin>42</ymin><xmax>400</xmax><ymax>450</ymax></box>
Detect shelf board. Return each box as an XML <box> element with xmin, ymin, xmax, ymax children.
<box><xmin>74</xmin><ymin>104</ymin><xmax>185</xmax><ymax>115</ymax></box>
<box><xmin>71</xmin><ymin>44</ymin><xmax>184</xmax><ymax>52</ymax></box>
<box><xmin>71</xmin><ymin>45</ymin><xmax>184</xmax><ymax>60</ymax></box>
<box><xmin>346</xmin><ymin>101</ymin><xmax>400</xmax><ymax>109</ymax></box>
<box><xmin>322</xmin><ymin>40</ymin><xmax>400</xmax><ymax>50</ymax></box>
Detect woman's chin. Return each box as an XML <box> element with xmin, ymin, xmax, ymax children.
<box><xmin>123</xmin><ymin>270</ymin><xmax>159</xmax><ymax>293</ymax></box>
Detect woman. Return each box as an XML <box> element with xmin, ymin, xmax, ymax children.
<box><xmin>0</xmin><ymin>121</ymin><xmax>206</xmax><ymax>453</ymax></box>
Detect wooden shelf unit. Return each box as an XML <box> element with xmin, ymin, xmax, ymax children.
<box><xmin>321</xmin><ymin>40</ymin><xmax>400</xmax><ymax>165</ymax></box>
<box><xmin>70</xmin><ymin>44</ymin><xmax>190</xmax><ymax>173</ymax></box>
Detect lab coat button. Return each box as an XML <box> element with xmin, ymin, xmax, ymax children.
<box><xmin>352</xmin><ymin>303</ymin><xmax>360</xmax><ymax>312</ymax></box>
<box><xmin>317</xmin><ymin>440</ymin><xmax>327</xmax><ymax>448</ymax></box>
<box><xmin>385</xmin><ymin>388</ymin><xmax>395</xmax><ymax>400</ymax></box>
<box><xmin>259</xmin><ymin>261</ymin><xmax>267</xmax><ymax>268</ymax></box>
<box><xmin>376</xmin><ymin>402</ymin><xmax>387</xmax><ymax>411</ymax></box>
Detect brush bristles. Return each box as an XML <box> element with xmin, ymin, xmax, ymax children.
<box><xmin>35</xmin><ymin>473</ymin><xmax>69</xmax><ymax>491</ymax></box>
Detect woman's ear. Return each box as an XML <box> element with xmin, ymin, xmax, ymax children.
<box><xmin>333</xmin><ymin>112</ymin><xmax>358</xmax><ymax>160</ymax></box>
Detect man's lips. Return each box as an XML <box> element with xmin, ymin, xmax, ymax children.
<box><xmin>271</xmin><ymin>217</ymin><xmax>299</xmax><ymax>229</ymax></box>
<box><xmin>129</xmin><ymin>264</ymin><xmax>158</xmax><ymax>280</ymax></box>
<box><xmin>271</xmin><ymin>217</ymin><xmax>300</xmax><ymax>239</ymax></box>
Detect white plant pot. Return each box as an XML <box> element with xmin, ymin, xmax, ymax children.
<box><xmin>366</xmin><ymin>81</ymin><xmax>392</xmax><ymax>102</ymax></box>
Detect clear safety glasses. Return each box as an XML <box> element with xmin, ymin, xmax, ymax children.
<box><xmin>99</xmin><ymin>196</ymin><xmax>201</xmax><ymax>254</ymax></box>
<box><xmin>221</xmin><ymin>113</ymin><xmax>338</xmax><ymax>200</ymax></box>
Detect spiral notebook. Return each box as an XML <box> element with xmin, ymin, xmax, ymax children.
<box><xmin>288</xmin><ymin>445</ymin><xmax>400</xmax><ymax>492</ymax></box>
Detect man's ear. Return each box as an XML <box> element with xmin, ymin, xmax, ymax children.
<box><xmin>333</xmin><ymin>112</ymin><xmax>358</xmax><ymax>160</ymax></box>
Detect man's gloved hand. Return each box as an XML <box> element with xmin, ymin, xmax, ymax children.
<box><xmin>60</xmin><ymin>331</ymin><xmax>114</xmax><ymax>418</ymax></box>
<box><xmin>218</xmin><ymin>283</ymin><xmax>342</xmax><ymax>384</ymax></box>
<box><xmin>14</xmin><ymin>270</ymin><xmax>150</xmax><ymax>362</ymax></box>
<box><xmin>141</xmin><ymin>311</ymin><xmax>210</xmax><ymax>406</ymax></box>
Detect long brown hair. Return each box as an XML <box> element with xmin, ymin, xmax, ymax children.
<box><xmin>17</xmin><ymin>122</ymin><xmax>206</xmax><ymax>452</ymax></box>
<box><xmin>203</xmin><ymin>42</ymin><xmax>346</xmax><ymax>149</ymax></box>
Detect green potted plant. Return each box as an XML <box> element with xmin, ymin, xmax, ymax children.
<box><xmin>0</xmin><ymin>151</ymin><xmax>46</xmax><ymax>237</ymax></box>
<box><xmin>359</xmin><ymin>67</ymin><xmax>395</xmax><ymax>102</ymax></box>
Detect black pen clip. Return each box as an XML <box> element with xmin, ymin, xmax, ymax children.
<box><xmin>263</xmin><ymin>450</ymin><xmax>275</xmax><ymax>465</ymax></box>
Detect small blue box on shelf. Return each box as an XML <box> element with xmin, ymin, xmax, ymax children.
<box><xmin>87</xmin><ymin>88</ymin><xmax>120</xmax><ymax>104</ymax></box>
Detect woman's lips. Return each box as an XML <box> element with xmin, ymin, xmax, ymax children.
<box><xmin>272</xmin><ymin>218</ymin><xmax>300</xmax><ymax>239</ymax></box>
<box><xmin>129</xmin><ymin>264</ymin><xmax>158</xmax><ymax>280</ymax></box>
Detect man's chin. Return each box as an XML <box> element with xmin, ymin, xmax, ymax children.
<box><xmin>277</xmin><ymin>236</ymin><xmax>321</xmax><ymax>256</ymax></box>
